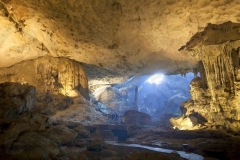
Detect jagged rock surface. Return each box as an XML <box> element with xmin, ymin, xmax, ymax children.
<box><xmin>0</xmin><ymin>82</ymin><xmax>35</xmax><ymax>118</ymax></box>
<box><xmin>0</xmin><ymin>56</ymin><xmax>89</xmax><ymax>99</ymax></box>
<box><xmin>171</xmin><ymin>22</ymin><xmax>240</xmax><ymax>130</ymax></box>
<box><xmin>0</xmin><ymin>82</ymin><xmax>107</xmax><ymax>159</ymax></box>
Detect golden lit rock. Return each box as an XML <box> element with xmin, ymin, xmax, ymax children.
<box><xmin>172</xmin><ymin>21</ymin><xmax>240</xmax><ymax>130</ymax></box>
<box><xmin>170</xmin><ymin>116</ymin><xmax>193</xmax><ymax>130</ymax></box>
<box><xmin>0</xmin><ymin>56</ymin><xmax>89</xmax><ymax>99</ymax></box>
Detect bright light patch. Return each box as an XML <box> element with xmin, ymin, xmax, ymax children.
<box><xmin>146</xmin><ymin>74</ymin><xmax>164</xmax><ymax>85</ymax></box>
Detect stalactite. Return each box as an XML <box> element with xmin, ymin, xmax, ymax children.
<box><xmin>0</xmin><ymin>56</ymin><xmax>90</xmax><ymax>99</ymax></box>
<box><xmin>172</xmin><ymin>23</ymin><xmax>240</xmax><ymax>130</ymax></box>
<box><xmin>198</xmin><ymin>61</ymin><xmax>207</xmax><ymax>89</ymax></box>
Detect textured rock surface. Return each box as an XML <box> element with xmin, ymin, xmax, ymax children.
<box><xmin>0</xmin><ymin>56</ymin><xmax>89</xmax><ymax>99</ymax></box>
<box><xmin>98</xmin><ymin>87</ymin><xmax>122</xmax><ymax>109</ymax></box>
<box><xmin>48</xmin><ymin>125</ymin><xmax>78</xmax><ymax>145</ymax></box>
<box><xmin>0</xmin><ymin>82</ymin><xmax>35</xmax><ymax>118</ymax></box>
<box><xmin>0</xmin><ymin>82</ymin><xmax>108</xmax><ymax>159</ymax></box>
<box><xmin>171</xmin><ymin>22</ymin><xmax>240</xmax><ymax>130</ymax></box>
<box><xmin>4</xmin><ymin>0</ymin><xmax>240</xmax><ymax>77</ymax></box>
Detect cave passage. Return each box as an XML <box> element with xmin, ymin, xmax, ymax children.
<box><xmin>95</xmin><ymin>73</ymin><xmax>195</xmax><ymax>122</ymax></box>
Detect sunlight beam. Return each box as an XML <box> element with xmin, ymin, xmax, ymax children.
<box><xmin>146</xmin><ymin>74</ymin><xmax>164</xmax><ymax>85</ymax></box>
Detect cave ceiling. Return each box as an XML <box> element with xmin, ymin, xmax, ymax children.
<box><xmin>0</xmin><ymin>0</ymin><xmax>240</xmax><ymax>81</ymax></box>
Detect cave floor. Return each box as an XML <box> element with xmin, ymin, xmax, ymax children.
<box><xmin>58</xmin><ymin>123</ymin><xmax>240</xmax><ymax>160</ymax></box>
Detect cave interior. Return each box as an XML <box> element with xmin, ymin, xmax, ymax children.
<box><xmin>1</xmin><ymin>0</ymin><xmax>240</xmax><ymax>160</ymax></box>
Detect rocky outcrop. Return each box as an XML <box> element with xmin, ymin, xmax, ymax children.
<box><xmin>172</xmin><ymin>22</ymin><xmax>240</xmax><ymax>130</ymax></box>
<box><xmin>48</xmin><ymin>125</ymin><xmax>78</xmax><ymax>145</ymax></box>
<box><xmin>0</xmin><ymin>82</ymin><xmax>106</xmax><ymax>159</ymax></box>
<box><xmin>0</xmin><ymin>82</ymin><xmax>35</xmax><ymax>118</ymax></box>
<box><xmin>48</xmin><ymin>95</ymin><xmax>107</xmax><ymax>125</ymax></box>
<box><xmin>0</xmin><ymin>56</ymin><xmax>89</xmax><ymax>99</ymax></box>
<box><xmin>123</xmin><ymin>110</ymin><xmax>151</xmax><ymax>125</ymax></box>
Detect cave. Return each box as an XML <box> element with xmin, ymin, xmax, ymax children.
<box><xmin>0</xmin><ymin>0</ymin><xmax>240</xmax><ymax>160</ymax></box>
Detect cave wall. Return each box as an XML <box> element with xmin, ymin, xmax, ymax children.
<box><xmin>171</xmin><ymin>22</ymin><xmax>240</xmax><ymax>130</ymax></box>
<box><xmin>0</xmin><ymin>56</ymin><xmax>89</xmax><ymax>99</ymax></box>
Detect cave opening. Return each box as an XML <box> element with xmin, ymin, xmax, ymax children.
<box><xmin>93</xmin><ymin>72</ymin><xmax>195</xmax><ymax>124</ymax></box>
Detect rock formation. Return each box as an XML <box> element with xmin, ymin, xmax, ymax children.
<box><xmin>123</xmin><ymin>110</ymin><xmax>151</xmax><ymax>125</ymax></box>
<box><xmin>2</xmin><ymin>0</ymin><xmax>240</xmax><ymax>159</ymax></box>
<box><xmin>0</xmin><ymin>55</ymin><xmax>109</xmax><ymax>159</ymax></box>
<box><xmin>6</xmin><ymin>0</ymin><xmax>240</xmax><ymax>80</ymax></box>
<box><xmin>0</xmin><ymin>82</ymin><xmax>107</xmax><ymax>159</ymax></box>
<box><xmin>0</xmin><ymin>82</ymin><xmax>35</xmax><ymax>118</ymax></box>
<box><xmin>98</xmin><ymin>87</ymin><xmax>122</xmax><ymax>109</ymax></box>
<box><xmin>171</xmin><ymin>22</ymin><xmax>240</xmax><ymax>130</ymax></box>
<box><xmin>0</xmin><ymin>56</ymin><xmax>89</xmax><ymax>99</ymax></box>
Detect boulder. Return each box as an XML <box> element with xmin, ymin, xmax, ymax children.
<box><xmin>170</xmin><ymin>116</ymin><xmax>194</xmax><ymax>130</ymax></box>
<box><xmin>49</xmin><ymin>103</ymin><xmax>107</xmax><ymax>125</ymax></box>
<box><xmin>98</xmin><ymin>87</ymin><xmax>122</xmax><ymax>109</ymax></box>
<box><xmin>48</xmin><ymin>125</ymin><xmax>78</xmax><ymax>145</ymax></box>
<box><xmin>123</xmin><ymin>110</ymin><xmax>151</xmax><ymax>125</ymax></box>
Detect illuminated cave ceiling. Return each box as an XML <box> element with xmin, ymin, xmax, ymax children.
<box><xmin>0</xmin><ymin>0</ymin><xmax>240</xmax><ymax>82</ymax></box>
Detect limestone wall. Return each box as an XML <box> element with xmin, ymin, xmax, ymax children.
<box><xmin>171</xmin><ymin>22</ymin><xmax>240</xmax><ymax>130</ymax></box>
<box><xmin>0</xmin><ymin>56</ymin><xmax>89</xmax><ymax>99</ymax></box>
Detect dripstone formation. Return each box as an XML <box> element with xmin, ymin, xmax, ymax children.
<box><xmin>0</xmin><ymin>57</ymin><xmax>110</xmax><ymax>160</ymax></box>
<box><xmin>0</xmin><ymin>56</ymin><xmax>89</xmax><ymax>99</ymax></box>
<box><xmin>171</xmin><ymin>22</ymin><xmax>240</xmax><ymax>130</ymax></box>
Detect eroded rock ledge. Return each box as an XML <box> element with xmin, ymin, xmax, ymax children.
<box><xmin>171</xmin><ymin>22</ymin><xmax>240</xmax><ymax>130</ymax></box>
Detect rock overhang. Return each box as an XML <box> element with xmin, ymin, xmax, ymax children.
<box><xmin>0</xmin><ymin>0</ymin><xmax>240</xmax><ymax>81</ymax></box>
